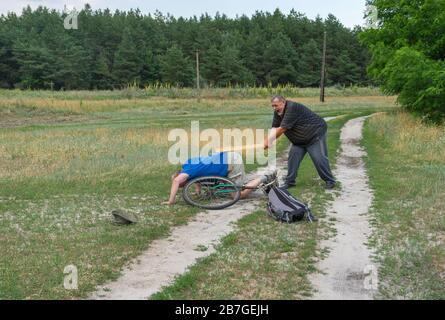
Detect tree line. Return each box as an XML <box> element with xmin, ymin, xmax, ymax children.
<box><xmin>0</xmin><ymin>4</ymin><xmax>371</xmax><ymax>90</ymax></box>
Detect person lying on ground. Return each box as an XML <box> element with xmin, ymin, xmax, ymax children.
<box><xmin>161</xmin><ymin>151</ymin><xmax>276</xmax><ymax>206</ymax></box>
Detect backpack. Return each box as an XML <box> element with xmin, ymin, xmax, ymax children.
<box><xmin>266</xmin><ymin>186</ymin><xmax>315</xmax><ymax>223</ymax></box>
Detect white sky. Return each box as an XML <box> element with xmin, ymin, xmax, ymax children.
<box><xmin>0</xmin><ymin>0</ymin><xmax>368</xmax><ymax>28</ymax></box>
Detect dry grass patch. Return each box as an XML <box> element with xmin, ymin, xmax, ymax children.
<box><xmin>364</xmin><ymin>112</ymin><xmax>445</xmax><ymax>299</ymax></box>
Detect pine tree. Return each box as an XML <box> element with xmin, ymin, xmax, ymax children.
<box><xmin>0</xmin><ymin>43</ymin><xmax>18</xmax><ymax>88</ymax></box>
<box><xmin>218</xmin><ymin>45</ymin><xmax>254</xmax><ymax>86</ymax></box>
<box><xmin>263</xmin><ymin>32</ymin><xmax>298</xmax><ymax>85</ymax></box>
<box><xmin>295</xmin><ymin>39</ymin><xmax>322</xmax><ymax>87</ymax></box>
<box><xmin>0</xmin><ymin>6</ymin><xmax>371</xmax><ymax>89</ymax></box>
<box><xmin>112</xmin><ymin>28</ymin><xmax>142</xmax><ymax>87</ymax></box>
<box><xmin>91</xmin><ymin>50</ymin><xmax>113</xmax><ymax>89</ymax></box>
<box><xmin>327</xmin><ymin>51</ymin><xmax>361</xmax><ymax>86</ymax></box>
<box><xmin>201</xmin><ymin>45</ymin><xmax>223</xmax><ymax>86</ymax></box>
<box><xmin>241</xmin><ymin>25</ymin><xmax>268</xmax><ymax>85</ymax></box>
<box><xmin>14</xmin><ymin>42</ymin><xmax>57</xmax><ymax>89</ymax></box>
<box><xmin>159</xmin><ymin>45</ymin><xmax>193</xmax><ymax>87</ymax></box>
<box><xmin>55</xmin><ymin>41</ymin><xmax>91</xmax><ymax>90</ymax></box>
<box><xmin>139</xmin><ymin>49</ymin><xmax>160</xmax><ymax>85</ymax></box>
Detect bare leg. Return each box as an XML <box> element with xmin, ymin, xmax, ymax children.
<box><xmin>195</xmin><ymin>184</ymin><xmax>201</xmax><ymax>195</ymax></box>
<box><xmin>239</xmin><ymin>177</ymin><xmax>263</xmax><ymax>199</ymax></box>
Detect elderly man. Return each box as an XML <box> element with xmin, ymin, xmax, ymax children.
<box><xmin>264</xmin><ymin>95</ymin><xmax>336</xmax><ymax>190</ymax></box>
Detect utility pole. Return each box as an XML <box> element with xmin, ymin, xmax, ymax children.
<box><xmin>196</xmin><ymin>49</ymin><xmax>201</xmax><ymax>102</ymax></box>
<box><xmin>320</xmin><ymin>31</ymin><xmax>327</xmax><ymax>103</ymax></box>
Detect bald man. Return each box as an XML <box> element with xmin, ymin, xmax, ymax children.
<box><xmin>264</xmin><ymin>95</ymin><xmax>336</xmax><ymax>190</ymax></box>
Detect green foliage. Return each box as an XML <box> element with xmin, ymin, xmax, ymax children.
<box><xmin>91</xmin><ymin>50</ymin><xmax>113</xmax><ymax>90</ymax></box>
<box><xmin>14</xmin><ymin>42</ymin><xmax>57</xmax><ymax>89</ymax></box>
<box><xmin>56</xmin><ymin>41</ymin><xmax>91</xmax><ymax>90</ymax></box>
<box><xmin>112</xmin><ymin>28</ymin><xmax>142</xmax><ymax>87</ymax></box>
<box><xmin>0</xmin><ymin>6</ymin><xmax>371</xmax><ymax>90</ymax></box>
<box><xmin>295</xmin><ymin>39</ymin><xmax>322</xmax><ymax>86</ymax></box>
<box><xmin>328</xmin><ymin>51</ymin><xmax>362</xmax><ymax>85</ymax></box>
<box><xmin>201</xmin><ymin>45</ymin><xmax>223</xmax><ymax>86</ymax></box>
<box><xmin>0</xmin><ymin>42</ymin><xmax>18</xmax><ymax>88</ymax></box>
<box><xmin>263</xmin><ymin>32</ymin><xmax>298</xmax><ymax>85</ymax></box>
<box><xmin>201</xmin><ymin>43</ymin><xmax>254</xmax><ymax>86</ymax></box>
<box><xmin>361</xmin><ymin>0</ymin><xmax>445</xmax><ymax>122</ymax></box>
<box><xmin>159</xmin><ymin>45</ymin><xmax>194</xmax><ymax>87</ymax></box>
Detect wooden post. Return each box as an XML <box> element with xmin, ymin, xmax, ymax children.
<box><xmin>320</xmin><ymin>31</ymin><xmax>327</xmax><ymax>103</ymax></box>
<box><xmin>196</xmin><ymin>49</ymin><xmax>201</xmax><ymax>102</ymax></box>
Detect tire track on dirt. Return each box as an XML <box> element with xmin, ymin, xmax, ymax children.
<box><xmin>90</xmin><ymin>117</ymin><xmax>338</xmax><ymax>300</ymax></box>
<box><xmin>309</xmin><ymin>116</ymin><xmax>376</xmax><ymax>300</ymax></box>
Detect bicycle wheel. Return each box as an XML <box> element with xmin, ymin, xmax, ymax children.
<box><xmin>182</xmin><ymin>176</ymin><xmax>241</xmax><ymax>210</ymax></box>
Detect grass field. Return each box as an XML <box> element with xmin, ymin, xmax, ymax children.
<box><xmin>0</xmin><ymin>90</ymin><xmax>397</xmax><ymax>299</ymax></box>
<box><xmin>152</xmin><ymin>115</ymin><xmax>357</xmax><ymax>299</ymax></box>
<box><xmin>364</xmin><ymin>113</ymin><xmax>445</xmax><ymax>299</ymax></box>
<box><xmin>0</xmin><ymin>86</ymin><xmax>382</xmax><ymax>100</ymax></box>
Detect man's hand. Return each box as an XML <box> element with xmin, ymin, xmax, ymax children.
<box><xmin>266</xmin><ymin>127</ymin><xmax>286</xmax><ymax>150</ymax></box>
<box><xmin>164</xmin><ymin>173</ymin><xmax>189</xmax><ymax>207</ymax></box>
<box><xmin>263</xmin><ymin>138</ymin><xmax>269</xmax><ymax>150</ymax></box>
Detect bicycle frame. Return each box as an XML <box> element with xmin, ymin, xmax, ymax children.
<box><xmin>182</xmin><ymin>174</ymin><xmax>278</xmax><ymax>210</ymax></box>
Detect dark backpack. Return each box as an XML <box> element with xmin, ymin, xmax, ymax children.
<box><xmin>266</xmin><ymin>186</ymin><xmax>315</xmax><ymax>223</ymax></box>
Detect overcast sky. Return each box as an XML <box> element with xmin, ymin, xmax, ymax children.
<box><xmin>0</xmin><ymin>0</ymin><xmax>368</xmax><ymax>28</ymax></box>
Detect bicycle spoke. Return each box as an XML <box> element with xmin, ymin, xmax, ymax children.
<box><xmin>182</xmin><ymin>176</ymin><xmax>241</xmax><ymax>210</ymax></box>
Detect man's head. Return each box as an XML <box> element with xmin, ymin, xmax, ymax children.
<box><xmin>271</xmin><ymin>95</ymin><xmax>286</xmax><ymax>115</ymax></box>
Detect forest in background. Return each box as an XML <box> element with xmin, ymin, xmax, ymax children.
<box><xmin>0</xmin><ymin>5</ymin><xmax>371</xmax><ymax>90</ymax></box>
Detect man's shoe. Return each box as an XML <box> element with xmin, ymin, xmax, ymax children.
<box><xmin>326</xmin><ymin>181</ymin><xmax>336</xmax><ymax>190</ymax></box>
<box><xmin>263</xmin><ymin>169</ymin><xmax>278</xmax><ymax>185</ymax></box>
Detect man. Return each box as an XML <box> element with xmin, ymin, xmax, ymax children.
<box><xmin>264</xmin><ymin>95</ymin><xmax>336</xmax><ymax>190</ymax></box>
<box><xmin>162</xmin><ymin>151</ymin><xmax>276</xmax><ymax>205</ymax></box>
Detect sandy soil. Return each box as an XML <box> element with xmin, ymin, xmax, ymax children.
<box><xmin>309</xmin><ymin>116</ymin><xmax>377</xmax><ymax>300</ymax></box>
<box><xmin>89</xmin><ymin>117</ymin><xmax>338</xmax><ymax>300</ymax></box>
<box><xmin>90</xmin><ymin>167</ymin><xmax>283</xmax><ymax>299</ymax></box>
<box><xmin>91</xmin><ymin>200</ymin><xmax>259</xmax><ymax>299</ymax></box>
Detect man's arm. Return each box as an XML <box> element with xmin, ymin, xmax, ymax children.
<box><xmin>162</xmin><ymin>173</ymin><xmax>189</xmax><ymax>205</ymax></box>
<box><xmin>264</xmin><ymin>127</ymin><xmax>287</xmax><ymax>150</ymax></box>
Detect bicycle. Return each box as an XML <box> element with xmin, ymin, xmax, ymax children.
<box><xmin>182</xmin><ymin>173</ymin><xmax>278</xmax><ymax>210</ymax></box>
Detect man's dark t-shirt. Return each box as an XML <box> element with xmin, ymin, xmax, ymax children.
<box><xmin>272</xmin><ymin>100</ymin><xmax>327</xmax><ymax>146</ymax></box>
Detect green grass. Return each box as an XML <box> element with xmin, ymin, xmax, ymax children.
<box><xmin>0</xmin><ymin>85</ymin><xmax>383</xmax><ymax>100</ymax></box>
<box><xmin>0</xmin><ymin>92</ymin><xmax>397</xmax><ymax>299</ymax></box>
<box><xmin>363</xmin><ymin>112</ymin><xmax>445</xmax><ymax>299</ymax></box>
<box><xmin>151</xmin><ymin>114</ymin><xmax>377</xmax><ymax>300</ymax></box>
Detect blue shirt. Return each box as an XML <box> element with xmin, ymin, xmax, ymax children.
<box><xmin>181</xmin><ymin>152</ymin><xmax>228</xmax><ymax>180</ymax></box>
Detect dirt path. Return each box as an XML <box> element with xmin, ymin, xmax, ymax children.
<box><xmin>90</xmin><ymin>117</ymin><xmax>338</xmax><ymax>300</ymax></box>
<box><xmin>91</xmin><ymin>199</ymin><xmax>259</xmax><ymax>300</ymax></box>
<box><xmin>309</xmin><ymin>116</ymin><xmax>376</xmax><ymax>300</ymax></box>
<box><xmin>90</xmin><ymin>164</ymin><xmax>279</xmax><ymax>300</ymax></box>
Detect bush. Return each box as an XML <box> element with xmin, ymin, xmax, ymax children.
<box><xmin>361</xmin><ymin>0</ymin><xmax>445</xmax><ymax>123</ymax></box>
